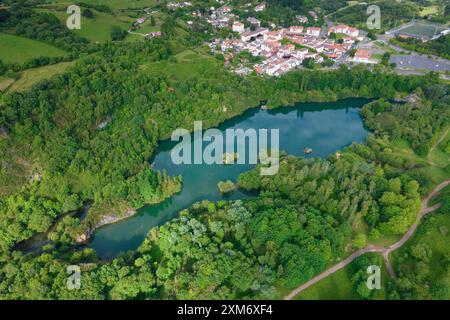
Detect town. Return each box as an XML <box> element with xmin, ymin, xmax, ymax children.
<box><xmin>204</xmin><ymin>3</ymin><xmax>375</xmax><ymax>77</ymax></box>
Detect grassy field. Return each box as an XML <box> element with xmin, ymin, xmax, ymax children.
<box><xmin>0</xmin><ymin>33</ymin><xmax>67</xmax><ymax>64</ymax></box>
<box><xmin>428</xmin><ymin>126</ymin><xmax>450</xmax><ymax>169</ymax></box>
<box><xmin>0</xmin><ymin>76</ymin><xmax>15</xmax><ymax>92</ymax></box>
<box><xmin>48</xmin><ymin>0</ymin><xmax>159</xmax><ymax>10</ymax></box>
<box><xmin>43</xmin><ymin>8</ymin><xmax>134</xmax><ymax>42</ymax></box>
<box><xmin>295</xmin><ymin>253</ymin><xmax>389</xmax><ymax>300</ymax></box>
<box><xmin>295</xmin><ymin>267</ymin><xmax>359</xmax><ymax>300</ymax></box>
<box><xmin>142</xmin><ymin>49</ymin><xmax>220</xmax><ymax>81</ymax></box>
<box><xmin>396</xmin><ymin>21</ymin><xmax>447</xmax><ymax>39</ymax></box>
<box><xmin>133</xmin><ymin>14</ymin><xmax>164</xmax><ymax>35</ymax></box>
<box><xmin>7</xmin><ymin>61</ymin><xmax>73</xmax><ymax>92</ymax></box>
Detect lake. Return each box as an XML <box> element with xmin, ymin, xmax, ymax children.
<box><xmin>90</xmin><ymin>99</ymin><xmax>370</xmax><ymax>258</ymax></box>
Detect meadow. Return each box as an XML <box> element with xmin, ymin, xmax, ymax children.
<box><xmin>40</xmin><ymin>8</ymin><xmax>135</xmax><ymax>42</ymax></box>
<box><xmin>142</xmin><ymin>48</ymin><xmax>220</xmax><ymax>80</ymax></box>
<box><xmin>396</xmin><ymin>21</ymin><xmax>447</xmax><ymax>39</ymax></box>
<box><xmin>0</xmin><ymin>32</ymin><xmax>67</xmax><ymax>64</ymax></box>
<box><xmin>7</xmin><ymin>61</ymin><xmax>73</xmax><ymax>92</ymax></box>
<box><xmin>295</xmin><ymin>253</ymin><xmax>389</xmax><ymax>300</ymax></box>
<box><xmin>48</xmin><ymin>0</ymin><xmax>159</xmax><ymax>10</ymax></box>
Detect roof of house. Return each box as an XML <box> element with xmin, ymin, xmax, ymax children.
<box><xmin>354</xmin><ymin>49</ymin><xmax>371</xmax><ymax>59</ymax></box>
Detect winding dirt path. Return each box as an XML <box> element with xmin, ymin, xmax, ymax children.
<box><xmin>284</xmin><ymin>179</ymin><xmax>450</xmax><ymax>300</ymax></box>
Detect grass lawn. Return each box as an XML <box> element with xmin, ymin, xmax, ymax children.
<box><xmin>130</xmin><ymin>12</ymin><xmax>164</xmax><ymax>34</ymax></box>
<box><xmin>124</xmin><ymin>33</ymin><xmax>146</xmax><ymax>42</ymax></box>
<box><xmin>373</xmin><ymin>41</ymin><xmax>402</xmax><ymax>55</ymax></box>
<box><xmin>0</xmin><ymin>76</ymin><xmax>15</xmax><ymax>92</ymax></box>
<box><xmin>397</xmin><ymin>22</ymin><xmax>446</xmax><ymax>39</ymax></box>
<box><xmin>295</xmin><ymin>253</ymin><xmax>389</xmax><ymax>300</ymax></box>
<box><xmin>49</xmin><ymin>0</ymin><xmax>159</xmax><ymax>10</ymax></box>
<box><xmin>430</xmin><ymin>184</ymin><xmax>450</xmax><ymax>207</ymax></box>
<box><xmin>0</xmin><ymin>33</ymin><xmax>68</xmax><ymax>64</ymax></box>
<box><xmin>7</xmin><ymin>61</ymin><xmax>73</xmax><ymax>92</ymax></box>
<box><xmin>295</xmin><ymin>267</ymin><xmax>358</xmax><ymax>300</ymax></box>
<box><xmin>428</xmin><ymin>126</ymin><xmax>450</xmax><ymax>168</ymax></box>
<box><xmin>47</xmin><ymin>9</ymin><xmax>134</xmax><ymax>42</ymax></box>
<box><xmin>142</xmin><ymin>49</ymin><xmax>220</xmax><ymax>81</ymax></box>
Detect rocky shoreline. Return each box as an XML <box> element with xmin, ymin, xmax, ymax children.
<box><xmin>76</xmin><ymin>208</ymin><xmax>136</xmax><ymax>243</ymax></box>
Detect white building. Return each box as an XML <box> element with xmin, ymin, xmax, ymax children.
<box><xmin>296</xmin><ymin>15</ymin><xmax>308</xmax><ymax>23</ymax></box>
<box><xmin>328</xmin><ymin>24</ymin><xmax>359</xmax><ymax>38</ymax></box>
<box><xmin>288</xmin><ymin>26</ymin><xmax>303</xmax><ymax>35</ymax></box>
<box><xmin>255</xmin><ymin>3</ymin><xmax>266</xmax><ymax>12</ymax></box>
<box><xmin>233</xmin><ymin>21</ymin><xmax>245</xmax><ymax>33</ymax></box>
<box><xmin>247</xmin><ymin>17</ymin><xmax>261</xmax><ymax>27</ymax></box>
<box><xmin>241</xmin><ymin>28</ymin><xmax>269</xmax><ymax>42</ymax></box>
<box><xmin>353</xmin><ymin>49</ymin><xmax>372</xmax><ymax>63</ymax></box>
<box><xmin>306</xmin><ymin>27</ymin><xmax>321</xmax><ymax>37</ymax></box>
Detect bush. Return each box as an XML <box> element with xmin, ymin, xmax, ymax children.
<box><xmin>111</xmin><ymin>26</ymin><xmax>127</xmax><ymax>41</ymax></box>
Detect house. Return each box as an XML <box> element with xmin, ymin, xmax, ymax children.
<box><xmin>342</xmin><ymin>37</ymin><xmax>355</xmax><ymax>44</ymax></box>
<box><xmin>304</xmin><ymin>52</ymin><xmax>317</xmax><ymax>60</ymax></box>
<box><xmin>296</xmin><ymin>15</ymin><xmax>308</xmax><ymax>23</ymax></box>
<box><xmin>145</xmin><ymin>31</ymin><xmax>162</xmax><ymax>39</ymax></box>
<box><xmin>221</xmin><ymin>5</ymin><xmax>232</xmax><ymax>13</ymax></box>
<box><xmin>353</xmin><ymin>49</ymin><xmax>372</xmax><ymax>63</ymax></box>
<box><xmin>312</xmin><ymin>44</ymin><xmax>324</xmax><ymax>53</ymax></box>
<box><xmin>404</xmin><ymin>93</ymin><xmax>421</xmax><ymax>105</ymax></box>
<box><xmin>306</xmin><ymin>27</ymin><xmax>321</xmax><ymax>37</ymax></box>
<box><xmin>264</xmin><ymin>31</ymin><xmax>282</xmax><ymax>41</ymax></box>
<box><xmin>288</xmin><ymin>26</ymin><xmax>303</xmax><ymax>35</ymax></box>
<box><xmin>233</xmin><ymin>21</ymin><xmax>245</xmax><ymax>33</ymax></box>
<box><xmin>346</xmin><ymin>27</ymin><xmax>359</xmax><ymax>37</ymax></box>
<box><xmin>308</xmin><ymin>10</ymin><xmax>318</xmax><ymax>21</ymax></box>
<box><xmin>241</xmin><ymin>28</ymin><xmax>268</xmax><ymax>42</ymax></box>
<box><xmin>247</xmin><ymin>17</ymin><xmax>260</xmax><ymax>27</ymax></box>
<box><xmin>294</xmin><ymin>48</ymin><xmax>309</xmax><ymax>59</ymax></box>
<box><xmin>254</xmin><ymin>65</ymin><xmax>265</xmax><ymax>74</ymax></box>
<box><xmin>328</xmin><ymin>24</ymin><xmax>348</xmax><ymax>35</ymax></box>
<box><xmin>255</xmin><ymin>3</ymin><xmax>266</xmax><ymax>12</ymax></box>
<box><xmin>136</xmin><ymin>17</ymin><xmax>147</xmax><ymax>24</ymax></box>
<box><xmin>328</xmin><ymin>24</ymin><xmax>359</xmax><ymax>38</ymax></box>
<box><xmin>314</xmin><ymin>55</ymin><xmax>324</xmax><ymax>63</ymax></box>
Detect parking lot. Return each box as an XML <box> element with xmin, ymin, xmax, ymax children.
<box><xmin>390</xmin><ymin>54</ymin><xmax>450</xmax><ymax>72</ymax></box>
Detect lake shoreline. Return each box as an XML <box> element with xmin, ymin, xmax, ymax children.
<box><xmin>89</xmin><ymin>97</ymin><xmax>371</xmax><ymax>259</ymax></box>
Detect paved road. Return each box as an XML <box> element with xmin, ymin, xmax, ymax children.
<box><xmin>390</xmin><ymin>55</ymin><xmax>450</xmax><ymax>72</ymax></box>
<box><xmin>284</xmin><ymin>179</ymin><xmax>450</xmax><ymax>300</ymax></box>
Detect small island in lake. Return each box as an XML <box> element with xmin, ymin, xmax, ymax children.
<box><xmin>217</xmin><ymin>180</ymin><xmax>235</xmax><ymax>194</ymax></box>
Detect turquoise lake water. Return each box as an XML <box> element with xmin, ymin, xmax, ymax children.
<box><xmin>90</xmin><ymin>99</ymin><xmax>370</xmax><ymax>258</ymax></box>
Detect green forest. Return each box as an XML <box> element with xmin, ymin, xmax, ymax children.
<box><xmin>390</xmin><ymin>34</ymin><xmax>450</xmax><ymax>60</ymax></box>
<box><xmin>0</xmin><ymin>36</ymin><xmax>449</xmax><ymax>298</ymax></box>
<box><xmin>0</xmin><ymin>0</ymin><xmax>449</xmax><ymax>300</ymax></box>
